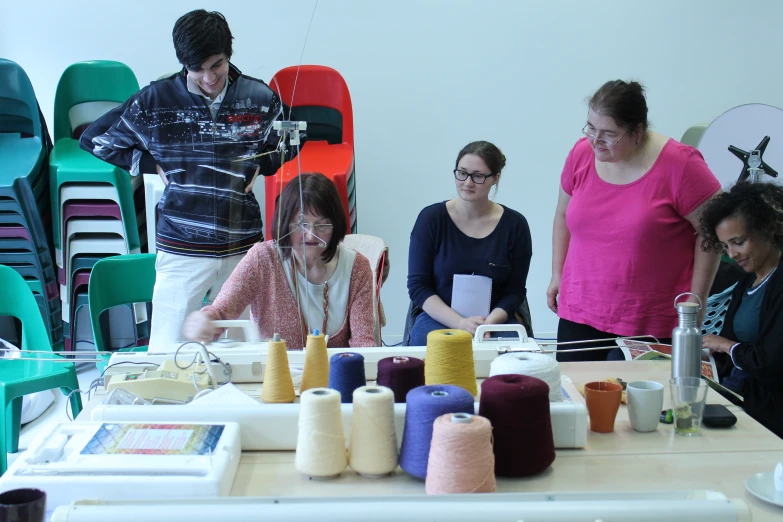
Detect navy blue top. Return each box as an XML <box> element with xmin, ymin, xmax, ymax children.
<box><xmin>407</xmin><ymin>202</ymin><xmax>532</xmax><ymax>318</ymax></box>
<box><xmin>733</xmin><ymin>277</ymin><xmax>772</xmax><ymax>344</ymax></box>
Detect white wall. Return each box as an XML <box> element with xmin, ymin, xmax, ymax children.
<box><xmin>3</xmin><ymin>0</ymin><xmax>783</xmax><ymax>339</ymax></box>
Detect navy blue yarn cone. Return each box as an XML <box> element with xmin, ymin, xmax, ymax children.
<box><xmin>328</xmin><ymin>352</ymin><xmax>366</xmax><ymax>403</ymax></box>
<box><xmin>399</xmin><ymin>384</ymin><xmax>475</xmax><ymax>479</ymax></box>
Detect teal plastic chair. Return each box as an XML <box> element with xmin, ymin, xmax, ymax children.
<box><xmin>88</xmin><ymin>254</ymin><xmax>156</xmax><ymax>360</ymax></box>
<box><xmin>0</xmin><ymin>58</ymin><xmax>43</xmax><ymax>142</ymax></box>
<box><xmin>0</xmin><ymin>264</ymin><xmax>82</xmax><ymax>475</ymax></box>
<box><xmin>49</xmin><ymin>61</ymin><xmax>141</xmax><ymax>255</ymax></box>
<box><xmin>0</xmin><ymin>60</ymin><xmax>51</xmax><ymax>260</ymax></box>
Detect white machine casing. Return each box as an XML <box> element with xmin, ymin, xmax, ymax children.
<box><xmin>0</xmin><ymin>421</ymin><xmax>241</xmax><ymax>511</ymax></box>
<box><xmin>51</xmin><ymin>491</ymin><xmax>750</xmax><ymax>522</ymax></box>
<box><xmin>91</xmin><ymin>376</ymin><xmax>587</xmax><ymax>450</ymax></box>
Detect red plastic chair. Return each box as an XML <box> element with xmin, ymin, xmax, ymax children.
<box><xmin>265</xmin><ymin>65</ymin><xmax>355</xmax><ymax>239</ymax></box>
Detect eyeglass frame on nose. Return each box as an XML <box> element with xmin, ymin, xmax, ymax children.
<box><xmin>453</xmin><ymin>169</ymin><xmax>497</xmax><ymax>184</ymax></box>
<box><xmin>581</xmin><ymin>123</ymin><xmax>627</xmax><ymax>147</ymax></box>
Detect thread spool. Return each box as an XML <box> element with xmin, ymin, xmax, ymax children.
<box><xmin>425</xmin><ymin>413</ymin><xmax>496</xmax><ymax>494</ymax></box>
<box><xmin>300</xmin><ymin>332</ymin><xmax>329</xmax><ymax>392</ymax></box>
<box><xmin>261</xmin><ymin>334</ymin><xmax>295</xmax><ymax>403</ymax></box>
<box><xmin>478</xmin><ymin>374</ymin><xmax>555</xmax><ymax>477</ymax></box>
<box><xmin>328</xmin><ymin>352</ymin><xmax>366</xmax><ymax>403</ymax></box>
<box><xmin>295</xmin><ymin>387</ymin><xmax>347</xmax><ymax>479</ymax></box>
<box><xmin>376</xmin><ymin>356</ymin><xmax>425</xmax><ymax>403</ymax></box>
<box><xmin>489</xmin><ymin>352</ymin><xmax>563</xmax><ymax>402</ymax></box>
<box><xmin>399</xmin><ymin>384</ymin><xmax>474</xmax><ymax>479</ymax></box>
<box><xmin>348</xmin><ymin>385</ymin><xmax>398</xmax><ymax>477</ymax></box>
<box><xmin>424</xmin><ymin>330</ymin><xmax>478</xmax><ymax>396</ymax></box>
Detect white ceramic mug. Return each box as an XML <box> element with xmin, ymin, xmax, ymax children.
<box><xmin>627</xmin><ymin>380</ymin><xmax>665</xmax><ymax>432</ymax></box>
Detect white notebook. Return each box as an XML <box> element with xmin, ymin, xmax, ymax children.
<box><xmin>451</xmin><ymin>274</ymin><xmax>492</xmax><ymax>318</ymax></box>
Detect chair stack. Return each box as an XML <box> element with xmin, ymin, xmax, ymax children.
<box><xmin>0</xmin><ymin>59</ymin><xmax>63</xmax><ymax>350</ymax></box>
<box><xmin>265</xmin><ymin>65</ymin><xmax>357</xmax><ymax>238</ymax></box>
<box><xmin>48</xmin><ymin>60</ymin><xmax>149</xmax><ymax>351</ymax></box>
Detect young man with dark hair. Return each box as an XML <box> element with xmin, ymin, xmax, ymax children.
<box><xmin>80</xmin><ymin>9</ymin><xmax>301</xmax><ymax>352</ymax></box>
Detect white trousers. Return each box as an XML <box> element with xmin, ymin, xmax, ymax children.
<box><xmin>148</xmin><ymin>251</ymin><xmax>249</xmax><ymax>353</ymax></box>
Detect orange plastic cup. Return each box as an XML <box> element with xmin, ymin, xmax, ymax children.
<box><xmin>584</xmin><ymin>381</ymin><xmax>623</xmax><ymax>433</ymax></box>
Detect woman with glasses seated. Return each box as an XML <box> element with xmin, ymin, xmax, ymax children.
<box><xmin>548</xmin><ymin>80</ymin><xmax>721</xmax><ymax>362</ymax></box>
<box><xmin>182</xmin><ymin>173</ymin><xmax>376</xmax><ymax>349</ymax></box>
<box><xmin>406</xmin><ymin>141</ymin><xmax>532</xmax><ymax>346</ymax></box>
<box><xmin>700</xmin><ymin>182</ymin><xmax>783</xmax><ymax>438</ymax></box>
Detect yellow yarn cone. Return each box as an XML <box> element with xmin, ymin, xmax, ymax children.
<box><xmin>424</xmin><ymin>329</ymin><xmax>478</xmax><ymax>396</ymax></box>
<box><xmin>300</xmin><ymin>332</ymin><xmax>329</xmax><ymax>392</ymax></box>
<box><xmin>261</xmin><ymin>335</ymin><xmax>296</xmax><ymax>403</ymax></box>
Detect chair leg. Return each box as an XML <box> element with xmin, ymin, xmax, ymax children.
<box><xmin>62</xmin><ymin>369</ymin><xmax>83</xmax><ymax>420</ymax></box>
<box><xmin>5</xmin><ymin>396</ymin><xmax>22</xmax><ymax>454</ymax></box>
<box><xmin>0</xmin><ymin>389</ymin><xmax>7</xmax><ymax>475</ymax></box>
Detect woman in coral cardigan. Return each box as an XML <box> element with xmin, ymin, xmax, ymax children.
<box><xmin>183</xmin><ymin>173</ymin><xmax>376</xmax><ymax>349</ymax></box>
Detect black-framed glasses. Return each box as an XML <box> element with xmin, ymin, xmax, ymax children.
<box><xmin>581</xmin><ymin>124</ymin><xmax>627</xmax><ymax>147</ymax></box>
<box><xmin>453</xmin><ymin>169</ymin><xmax>496</xmax><ymax>184</ymax></box>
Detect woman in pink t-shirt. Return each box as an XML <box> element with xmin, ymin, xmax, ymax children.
<box><xmin>547</xmin><ymin>80</ymin><xmax>722</xmax><ymax>362</ymax></box>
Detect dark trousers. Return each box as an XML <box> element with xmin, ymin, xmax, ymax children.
<box><xmin>556</xmin><ymin>318</ymin><xmax>671</xmax><ymax>363</ymax></box>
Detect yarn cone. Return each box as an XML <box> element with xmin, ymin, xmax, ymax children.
<box><xmin>261</xmin><ymin>336</ymin><xmax>295</xmax><ymax>403</ymax></box>
<box><xmin>425</xmin><ymin>329</ymin><xmax>478</xmax><ymax>396</ymax></box>
<box><xmin>300</xmin><ymin>332</ymin><xmax>329</xmax><ymax>392</ymax></box>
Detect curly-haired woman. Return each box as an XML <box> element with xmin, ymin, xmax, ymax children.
<box><xmin>700</xmin><ymin>181</ymin><xmax>783</xmax><ymax>438</ymax></box>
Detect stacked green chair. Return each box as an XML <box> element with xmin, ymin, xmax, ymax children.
<box><xmin>0</xmin><ymin>59</ymin><xmax>63</xmax><ymax>350</ymax></box>
<box><xmin>0</xmin><ymin>264</ymin><xmax>82</xmax><ymax>475</ymax></box>
<box><xmin>48</xmin><ymin>61</ymin><xmax>149</xmax><ymax>350</ymax></box>
<box><xmin>88</xmin><ymin>254</ymin><xmax>155</xmax><ymax>368</ymax></box>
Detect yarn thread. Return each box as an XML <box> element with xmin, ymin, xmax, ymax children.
<box><xmin>348</xmin><ymin>385</ymin><xmax>398</xmax><ymax>477</ymax></box>
<box><xmin>328</xmin><ymin>352</ymin><xmax>367</xmax><ymax>403</ymax></box>
<box><xmin>376</xmin><ymin>356</ymin><xmax>425</xmax><ymax>403</ymax></box>
<box><xmin>295</xmin><ymin>387</ymin><xmax>347</xmax><ymax>478</ymax></box>
<box><xmin>399</xmin><ymin>384</ymin><xmax>475</xmax><ymax>479</ymax></box>
<box><xmin>425</xmin><ymin>413</ymin><xmax>496</xmax><ymax>494</ymax></box>
<box><xmin>300</xmin><ymin>332</ymin><xmax>329</xmax><ymax>392</ymax></box>
<box><xmin>424</xmin><ymin>329</ymin><xmax>478</xmax><ymax>396</ymax></box>
<box><xmin>261</xmin><ymin>335</ymin><xmax>296</xmax><ymax>403</ymax></box>
<box><xmin>478</xmin><ymin>374</ymin><xmax>555</xmax><ymax>477</ymax></box>
<box><xmin>489</xmin><ymin>352</ymin><xmax>563</xmax><ymax>402</ymax></box>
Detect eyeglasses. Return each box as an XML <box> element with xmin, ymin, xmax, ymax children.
<box><xmin>289</xmin><ymin>222</ymin><xmax>334</xmax><ymax>235</ymax></box>
<box><xmin>453</xmin><ymin>169</ymin><xmax>496</xmax><ymax>184</ymax></box>
<box><xmin>582</xmin><ymin>124</ymin><xmax>627</xmax><ymax>147</ymax></box>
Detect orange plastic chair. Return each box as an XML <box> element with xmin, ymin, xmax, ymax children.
<box><xmin>265</xmin><ymin>65</ymin><xmax>356</xmax><ymax>238</ymax></box>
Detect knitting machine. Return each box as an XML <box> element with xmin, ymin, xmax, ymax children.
<box><xmin>0</xmin><ymin>421</ymin><xmax>241</xmax><ymax>511</ymax></box>
<box><xmin>95</xmin><ymin>322</ymin><xmax>588</xmax><ymax>449</ymax></box>
<box><xmin>104</xmin><ymin>323</ymin><xmax>540</xmax><ymax>383</ymax></box>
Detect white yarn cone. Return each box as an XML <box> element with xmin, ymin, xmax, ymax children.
<box><xmin>295</xmin><ymin>388</ymin><xmax>347</xmax><ymax>478</ymax></box>
<box><xmin>489</xmin><ymin>352</ymin><xmax>563</xmax><ymax>402</ymax></box>
<box><xmin>349</xmin><ymin>385</ymin><xmax>398</xmax><ymax>477</ymax></box>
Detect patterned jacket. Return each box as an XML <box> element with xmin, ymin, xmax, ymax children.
<box><xmin>80</xmin><ymin>64</ymin><xmax>300</xmax><ymax>257</ymax></box>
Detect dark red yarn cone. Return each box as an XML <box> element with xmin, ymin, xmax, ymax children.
<box><xmin>376</xmin><ymin>356</ymin><xmax>425</xmax><ymax>403</ymax></box>
<box><xmin>478</xmin><ymin>374</ymin><xmax>555</xmax><ymax>477</ymax></box>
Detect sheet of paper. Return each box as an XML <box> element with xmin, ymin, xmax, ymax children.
<box><xmin>451</xmin><ymin>274</ymin><xmax>492</xmax><ymax>318</ymax></box>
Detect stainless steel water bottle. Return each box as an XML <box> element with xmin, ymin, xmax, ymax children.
<box><xmin>671</xmin><ymin>293</ymin><xmax>703</xmax><ymax>380</ymax></box>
